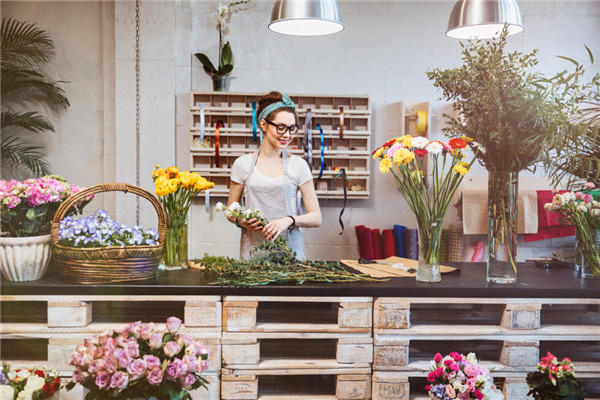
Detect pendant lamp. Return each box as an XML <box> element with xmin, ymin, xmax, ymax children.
<box><xmin>446</xmin><ymin>0</ymin><xmax>523</xmax><ymax>39</ymax></box>
<box><xmin>269</xmin><ymin>0</ymin><xmax>344</xmax><ymax>36</ymax></box>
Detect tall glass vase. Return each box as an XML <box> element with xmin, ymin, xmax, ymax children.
<box><xmin>487</xmin><ymin>170</ymin><xmax>518</xmax><ymax>283</ymax></box>
<box><xmin>160</xmin><ymin>214</ymin><xmax>188</xmax><ymax>270</ymax></box>
<box><xmin>416</xmin><ymin>217</ymin><xmax>444</xmax><ymax>282</ymax></box>
<box><xmin>575</xmin><ymin>227</ymin><xmax>600</xmax><ymax>279</ymax></box>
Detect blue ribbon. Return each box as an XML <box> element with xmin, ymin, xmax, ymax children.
<box><xmin>317</xmin><ymin>123</ymin><xmax>325</xmax><ymax>179</ymax></box>
<box><xmin>199</xmin><ymin>104</ymin><xmax>205</xmax><ymax>142</ymax></box>
<box><xmin>205</xmin><ymin>190</ymin><xmax>210</xmax><ymax>213</ymax></box>
<box><xmin>251</xmin><ymin>102</ymin><xmax>258</xmax><ymax>142</ymax></box>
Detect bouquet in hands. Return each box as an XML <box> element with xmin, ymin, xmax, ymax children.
<box><xmin>426</xmin><ymin>352</ymin><xmax>503</xmax><ymax>400</ymax></box>
<box><xmin>526</xmin><ymin>352</ymin><xmax>586</xmax><ymax>400</ymax></box>
<box><xmin>215</xmin><ymin>201</ymin><xmax>290</xmax><ymax>250</ymax></box>
<box><xmin>0</xmin><ymin>363</ymin><xmax>61</xmax><ymax>400</ymax></box>
<box><xmin>66</xmin><ymin>317</ymin><xmax>210</xmax><ymax>400</ymax></box>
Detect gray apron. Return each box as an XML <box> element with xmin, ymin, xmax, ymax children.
<box><xmin>240</xmin><ymin>150</ymin><xmax>305</xmax><ymax>260</ymax></box>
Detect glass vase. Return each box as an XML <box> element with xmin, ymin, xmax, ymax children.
<box><xmin>416</xmin><ymin>217</ymin><xmax>444</xmax><ymax>282</ymax></box>
<box><xmin>487</xmin><ymin>170</ymin><xmax>518</xmax><ymax>284</ymax></box>
<box><xmin>160</xmin><ymin>216</ymin><xmax>188</xmax><ymax>270</ymax></box>
<box><xmin>212</xmin><ymin>75</ymin><xmax>229</xmax><ymax>92</ymax></box>
<box><xmin>575</xmin><ymin>227</ymin><xmax>600</xmax><ymax>279</ymax></box>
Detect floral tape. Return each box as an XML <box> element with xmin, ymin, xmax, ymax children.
<box><xmin>416</xmin><ymin>110</ymin><xmax>428</xmax><ymax>135</ymax></box>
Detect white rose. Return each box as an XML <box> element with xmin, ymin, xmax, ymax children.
<box><xmin>215</xmin><ymin>202</ymin><xmax>224</xmax><ymax>212</ymax></box>
<box><xmin>23</xmin><ymin>375</ymin><xmax>45</xmax><ymax>392</ymax></box>
<box><xmin>0</xmin><ymin>385</ymin><xmax>15</xmax><ymax>400</ymax></box>
<box><xmin>17</xmin><ymin>390</ymin><xmax>33</xmax><ymax>400</ymax></box>
<box><xmin>552</xmin><ymin>194</ymin><xmax>565</xmax><ymax>208</ymax></box>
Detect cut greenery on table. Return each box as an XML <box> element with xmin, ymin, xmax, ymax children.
<box><xmin>193</xmin><ymin>241</ymin><xmax>386</xmax><ymax>286</ymax></box>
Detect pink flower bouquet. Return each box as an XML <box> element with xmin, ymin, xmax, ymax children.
<box><xmin>66</xmin><ymin>317</ymin><xmax>210</xmax><ymax>400</ymax></box>
<box><xmin>0</xmin><ymin>175</ymin><xmax>91</xmax><ymax>237</ymax></box>
<box><xmin>426</xmin><ymin>352</ymin><xmax>503</xmax><ymax>400</ymax></box>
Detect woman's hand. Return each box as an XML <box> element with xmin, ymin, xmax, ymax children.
<box><xmin>262</xmin><ymin>217</ymin><xmax>293</xmax><ymax>241</ymax></box>
<box><xmin>239</xmin><ymin>217</ymin><xmax>263</xmax><ymax>232</ymax></box>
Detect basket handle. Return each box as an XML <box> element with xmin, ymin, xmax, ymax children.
<box><xmin>50</xmin><ymin>183</ymin><xmax>167</xmax><ymax>245</ymax></box>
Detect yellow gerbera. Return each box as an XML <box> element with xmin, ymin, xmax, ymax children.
<box><xmin>393</xmin><ymin>148</ymin><xmax>415</xmax><ymax>166</ymax></box>
<box><xmin>379</xmin><ymin>157</ymin><xmax>392</xmax><ymax>173</ymax></box>
<box><xmin>452</xmin><ymin>149</ymin><xmax>465</xmax><ymax>159</ymax></box>
<box><xmin>453</xmin><ymin>164</ymin><xmax>469</xmax><ymax>175</ymax></box>
<box><xmin>400</xmin><ymin>135</ymin><xmax>413</xmax><ymax>148</ymax></box>
<box><xmin>460</xmin><ymin>135</ymin><xmax>474</xmax><ymax>143</ymax></box>
<box><xmin>373</xmin><ymin>147</ymin><xmax>384</xmax><ymax>159</ymax></box>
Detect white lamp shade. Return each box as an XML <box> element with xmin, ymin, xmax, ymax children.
<box><xmin>446</xmin><ymin>0</ymin><xmax>523</xmax><ymax>39</ymax></box>
<box><xmin>269</xmin><ymin>0</ymin><xmax>344</xmax><ymax>36</ymax></box>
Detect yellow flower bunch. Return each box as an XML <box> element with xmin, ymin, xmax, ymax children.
<box><xmin>152</xmin><ymin>165</ymin><xmax>214</xmax><ymax>197</ymax></box>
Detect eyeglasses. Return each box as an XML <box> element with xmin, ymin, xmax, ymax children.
<box><xmin>265</xmin><ymin>119</ymin><xmax>300</xmax><ymax>136</ymax></box>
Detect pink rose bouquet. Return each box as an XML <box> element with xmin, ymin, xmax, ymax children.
<box><xmin>426</xmin><ymin>352</ymin><xmax>503</xmax><ymax>400</ymax></box>
<box><xmin>66</xmin><ymin>317</ymin><xmax>210</xmax><ymax>400</ymax></box>
<box><xmin>0</xmin><ymin>175</ymin><xmax>91</xmax><ymax>237</ymax></box>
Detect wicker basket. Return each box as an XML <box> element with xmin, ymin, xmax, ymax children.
<box><xmin>51</xmin><ymin>183</ymin><xmax>166</xmax><ymax>284</ymax></box>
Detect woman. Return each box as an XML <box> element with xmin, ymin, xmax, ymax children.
<box><xmin>226</xmin><ymin>91</ymin><xmax>322</xmax><ymax>259</ymax></box>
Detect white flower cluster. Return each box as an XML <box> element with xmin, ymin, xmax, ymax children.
<box><xmin>545</xmin><ymin>191</ymin><xmax>600</xmax><ymax>216</ymax></box>
<box><xmin>2</xmin><ymin>370</ymin><xmax>46</xmax><ymax>400</ymax></box>
<box><xmin>215</xmin><ymin>202</ymin><xmax>264</xmax><ymax>222</ymax></box>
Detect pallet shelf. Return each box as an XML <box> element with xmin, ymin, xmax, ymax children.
<box><xmin>190</xmin><ymin>92</ymin><xmax>372</xmax><ymax>199</ymax></box>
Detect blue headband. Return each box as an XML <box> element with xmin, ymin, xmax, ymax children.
<box><xmin>258</xmin><ymin>93</ymin><xmax>296</xmax><ymax>122</ymax></box>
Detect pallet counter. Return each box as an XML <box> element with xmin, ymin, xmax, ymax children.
<box><xmin>1</xmin><ymin>263</ymin><xmax>599</xmax><ymax>399</ymax></box>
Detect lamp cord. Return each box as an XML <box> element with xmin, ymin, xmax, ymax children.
<box><xmin>135</xmin><ymin>0</ymin><xmax>141</xmax><ymax>225</ymax></box>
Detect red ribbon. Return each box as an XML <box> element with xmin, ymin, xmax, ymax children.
<box><xmin>215</xmin><ymin>120</ymin><xmax>222</xmax><ymax>168</ymax></box>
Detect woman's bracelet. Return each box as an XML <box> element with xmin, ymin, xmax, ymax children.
<box><xmin>287</xmin><ymin>215</ymin><xmax>296</xmax><ymax>232</ymax></box>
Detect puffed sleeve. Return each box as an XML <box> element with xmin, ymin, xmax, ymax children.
<box><xmin>294</xmin><ymin>156</ymin><xmax>313</xmax><ymax>186</ymax></box>
<box><xmin>231</xmin><ymin>154</ymin><xmax>250</xmax><ymax>184</ymax></box>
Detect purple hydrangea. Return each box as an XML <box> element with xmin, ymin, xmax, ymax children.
<box><xmin>429</xmin><ymin>384</ymin><xmax>452</xmax><ymax>400</ymax></box>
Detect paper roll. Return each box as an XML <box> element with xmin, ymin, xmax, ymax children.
<box><xmin>415</xmin><ymin>110</ymin><xmax>427</xmax><ymax>135</ymax></box>
<box><xmin>393</xmin><ymin>224</ymin><xmax>407</xmax><ymax>257</ymax></box>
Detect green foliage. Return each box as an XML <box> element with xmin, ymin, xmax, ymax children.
<box><xmin>426</xmin><ymin>27</ymin><xmax>586</xmax><ymax>177</ymax></box>
<box><xmin>1</xmin><ymin>17</ymin><xmax>70</xmax><ymax>177</ymax></box>
<box><xmin>526</xmin><ymin>370</ymin><xmax>586</xmax><ymax>400</ymax></box>
<box><xmin>194</xmin><ymin>41</ymin><xmax>234</xmax><ymax>78</ymax></box>
<box><xmin>194</xmin><ymin>240</ymin><xmax>387</xmax><ymax>286</ymax></box>
<box><xmin>542</xmin><ymin>47</ymin><xmax>600</xmax><ymax>188</ymax></box>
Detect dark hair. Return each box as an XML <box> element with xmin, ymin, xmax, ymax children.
<box><xmin>257</xmin><ymin>91</ymin><xmax>298</xmax><ymax>124</ymax></box>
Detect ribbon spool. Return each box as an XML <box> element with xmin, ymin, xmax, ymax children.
<box><xmin>199</xmin><ymin>104</ymin><xmax>205</xmax><ymax>142</ymax></box>
<box><xmin>415</xmin><ymin>110</ymin><xmax>428</xmax><ymax>135</ymax></box>
<box><xmin>317</xmin><ymin>123</ymin><xmax>325</xmax><ymax>180</ymax></box>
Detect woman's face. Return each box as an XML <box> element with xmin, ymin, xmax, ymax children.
<box><xmin>261</xmin><ymin>110</ymin><xmax>297</xmax><ymax>150</ymax></box>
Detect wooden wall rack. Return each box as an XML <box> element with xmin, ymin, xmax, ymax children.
<box><xmin>190</xmin><ymin>92</ymin><xmax>372</xmax><ymax>199</ymax></box>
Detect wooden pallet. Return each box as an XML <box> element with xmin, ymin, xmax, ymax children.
<box><xmin>222</xmin><ymin>296</ymin><xmax>373</xmax><ymax>335</ymax></box>
<box><xmin>221</xmin><ymin>370</ymin><xmax>371</xmax><ymax>400</ymax></box>
<box><xmin>372</xmin><ymin>297</ymin><xmax>600</xmax><ymax>399</ymax></box>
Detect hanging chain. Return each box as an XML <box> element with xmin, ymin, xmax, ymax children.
<box><xmin>135</xmin><ymin>0</ymin><xmax>141</xmax><ymax>225</ymax></box>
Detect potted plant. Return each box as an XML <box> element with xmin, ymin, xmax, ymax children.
<box><xmin>526</xmin><ymin>352</ymin><xmax>586</xmax><ymax>400</ymax></box>
<box><xmin>427</xmin><ymin>27</ymin><xmax>587</xmax><ymax>283</ymax></box>
<box><xmin>1</xmin><ymin>17</ymin><xmax>70</xmax><ymax>177</ymax></box>
<box><xmin>0</xmin><ymin>175</ymin><xmax>90</xmax><ymax>281</ymax></box>
<box><xmin>194</xmin><ymin>1</ymin><xmax>251</xmax><ymax>91</ymax></box>
<box><xmin>66</xmin><ymin>317</ymin><xmax>210</xmax><ymax>400</ymax></box>
<box><xmin>0</xmin><ymin>363</ymin><xmax>61</xmax><ymax>400</ymax></box>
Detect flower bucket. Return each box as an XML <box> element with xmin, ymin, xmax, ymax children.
<box><xmin>0</xmin><ymin>234</ymin><xmax>51</xmax><ymax>281</ymax></box>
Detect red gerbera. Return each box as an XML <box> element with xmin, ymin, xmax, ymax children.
<box><xmin>383</xmin><ymin>138</ymin><xmax>397</xmax><ymax>148</ymax></box>
<box><xmin>448</xmin><ymin>138</ymin><xmax>467</xmax><ymax>149</ymax></box>
<box><xmin>34</xmin><ymin>370</ymin><xmax>46</xmax><ymax>378</ymax></box>
<box><xmin>414</xmin><ymin>149</ymin><xmax>428</xmax><ymax>157</ymax></box>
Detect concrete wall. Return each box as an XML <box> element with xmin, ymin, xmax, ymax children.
<box><xmin>2</xmin><ymin>0</ymin><xmax>599</xmax><ymax>261</ymax></box>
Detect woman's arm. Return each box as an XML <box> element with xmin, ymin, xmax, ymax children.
<box><xmin>226</xmin><ymin>182</ymin><xmax>262</xmax><ymax>231</ymax></box>
<box><xmin>262</xmin><ymin>180</ymin><xmax>322</xmax><ymax>241</ymax></box>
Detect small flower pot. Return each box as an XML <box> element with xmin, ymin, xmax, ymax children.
<box><xmin>212</xmin><ymin>75</ymin><xmax>229</xmax><ymax>92</ymax></box>
<box><xmin>0</xmin><ymin>234</ymin><xmax>51</xmax><ymax>281</ymax></box>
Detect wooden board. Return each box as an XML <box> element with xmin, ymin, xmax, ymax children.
<box><xmin>341</xmin><ymin>257</ymin><xmax>457</xmax><ymax>278</ymax></box>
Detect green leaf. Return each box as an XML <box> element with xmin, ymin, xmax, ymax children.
<box><xmin>221</xmin><ymin>42</ymin><xmax>233</xmax><ymax>67</ymax></box>
<box><xmin>221</xmin><ymin>64</ymin><xmax>233</xmax><ymax>75</ymax></box>
<box><xmin>193</xmin><ymin>53</ymin><xmax>217</xmax><ymax>75</ymax></box>
<box><xmin>557</xmin><ymin>55</ymin><xmax>579</xmax><ymax>66</ymax></box>
<box><xmin>585</xmin><ymin>44</ymin><xmax>594</xmax><ymax>64</ymax></box>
